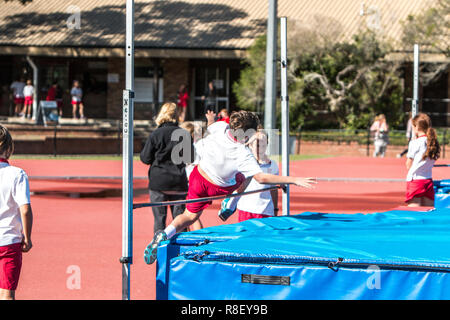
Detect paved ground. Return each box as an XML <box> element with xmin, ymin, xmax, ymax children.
<box><xmin>9</xmin><ymin>156</ymin><xmax>449</xmax><ymax>299</ymax></box>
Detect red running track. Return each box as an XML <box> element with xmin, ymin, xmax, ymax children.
<box><xmin>7</xmin><ymin>156</ymin><xmax>449</xmax><ymax>300</ymax></box>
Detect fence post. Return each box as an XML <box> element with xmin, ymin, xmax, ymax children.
<box><xmin>367</xmin><ymin>127</ymin><xmax>370</xmax><ymax>157</ymax></box>
<box><xmin>444</xmin><ymin>129</ymin><xmax>446</xmax><ymax>159</ymax></box>
<box><xmin>53</xmin><ymin>123</ymin><xmax>57</xmax><ymax>157</ymax></box>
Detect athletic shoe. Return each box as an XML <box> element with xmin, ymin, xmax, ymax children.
<box><xmin>218</xmin><ymin>197</ymin><xmax>236</xmax><ymax>221</ymax></box>
<box><xmin>143</xmin><ymin>231</ymin><xmax>167</xmax><ymax>265</ymax></box>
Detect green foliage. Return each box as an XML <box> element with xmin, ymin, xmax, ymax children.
<box><xmin>233</xmin><ymin>27</ymin><xmax>404</xmax><ymax>131</ymax></box>
<box><xmin>401</xmin><ymin>0</ymin><xmax>449</xmax><ymax>57</ymax></box>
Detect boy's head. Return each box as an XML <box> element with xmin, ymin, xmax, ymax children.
<box><xmin>26</xmin><ymin>79</ymin><xmax>32</xmax><ymax>85</ymax></box>
<box><xmin>0</xmin><ymin>125</ymin><xmax>14</xmax><ymax>160</ymax></box>
<box><xmin>73</xmin><ymin>80</ymin><xmax>79</xmax><ymax>87</ymax></box>
<box><xmin>229</xmin><ymin>110</ymin><xmax>260</xmax><ymax>144</ymax></box>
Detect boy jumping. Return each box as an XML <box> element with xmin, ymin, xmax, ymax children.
<box><xmin>144</xmin><ymin>110</ymin><xmax>316</xmax><ymax>264</ymax></box>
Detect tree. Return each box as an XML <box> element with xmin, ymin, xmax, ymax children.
<box><xmin>300</xmin><ymin>31</ymin><xmax>404</xmax><ymax>129</ymax></box>
<box><xmin>233</xmin><ymin>18</ymin><xmax>404</xmax><ymax>130</ymax></box>
<box><xmin>401</xmin><ymin>0</ymin><xmax>449</xmax><ymax>85</ymax></box>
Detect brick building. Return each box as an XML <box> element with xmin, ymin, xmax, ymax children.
<box><xmin>0</xmin><ymin>0</ymin><xmax>448</xmax><ymax>123</ymax></box>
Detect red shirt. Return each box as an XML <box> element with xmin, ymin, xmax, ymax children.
<box><xmin>46</xmin><ymin>86</ymin><xmax>56</xmax><ymax>101</ymax></box>
<box><xmin>177</xmin><ymin>91</ymin><xmax>189</xmax><ymax>108</ymax></box>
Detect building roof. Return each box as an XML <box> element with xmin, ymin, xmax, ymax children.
<box><xmin>0</xmin><ymin>0</ymin><xmax>441</xmax><ymax>58</ymax></box>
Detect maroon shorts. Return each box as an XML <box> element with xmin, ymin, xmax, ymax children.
<box><xmin>405</xmin><ymin>179</ymin><xmax>434</xmax><ymax>203</ymax></box>
<box><xmin>14</xmin><ymin>97</ymin><xmax>24</xmax><ymax>105</ymax></box>
<box><xmin>0</xmin><ymin>243</ymin><xmax>22</xmax><ymax>290</ymax></box>
<box><xmin>238</xmin><ymin>210</ymin><xmax>271</xmax><ymax>222</ymax></box>
<box><xmin>24</xmin><ymin>96</ymin><xmax>33</xmax><ymax>105</ymax></box>
<box><xmin>186</xmin><ymin>166</ymin><xmax>245</xmax><ymax>213</ymax></box>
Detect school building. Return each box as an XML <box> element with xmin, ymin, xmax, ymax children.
<box><xmin>0</xmin><ymin>0</ymin><xmax>448</xmax><ymax>124</ymax></box>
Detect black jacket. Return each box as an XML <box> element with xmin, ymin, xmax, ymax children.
<box><xmin>140</xmin><ymin>122</ymin><xmax>193</xmax><ymax>191</ymax></box>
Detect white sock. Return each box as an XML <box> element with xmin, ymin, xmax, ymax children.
<box><xmin>225</xmin><ymin>191</ymin><xmax>241</xmax><ymax>211</ymax></box>
<box><xmin>164</xmin><ymin>224</ymin><xmax>177</xmax><ymax>239</ymax></box>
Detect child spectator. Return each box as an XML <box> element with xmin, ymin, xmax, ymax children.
<box><xmin>0</xmin><ymin>125</ymin><xmax>33</xmax><ymax>300</ymax></box>
<box><xmin>70</xmin><ymin>80</ymin><xmax>85</xmax><ymax>119</ymax></box>
<box><xmin>370</xmin><ymin>114</ymin><xmax>389</xmax><ymax>157</ymax></box>
<box><xmin>235</xmin><ymin>130</ymin><xmax>279</xmax><ymax>221</ymax></box>
<box><xmin>21</xmin><ymin>80</ymin><xmax>34</xmax><ymax>119</ymax></box>
<box><xmin>46</xmin><ymin>81</ymin><xmax>63</xmax><ymax>117</ymax></box>
<box><xmin>177</xmin><ymin>84</ymin><xmax>189</xmax><ymax>123</ymax></box>
<box><xmin>217</xmin><ymin>108</ymin><xmax>230</xmax><ymax>124</ymax></box>
<box><xmin>9</xmin><ymin>78</ymin><xmax>25</xmax><ymax>117</ymax></box>
<box><xmin>405</xmin><ymin>113</ymin><xmax>440</xmax><ymax>207</ymax></box>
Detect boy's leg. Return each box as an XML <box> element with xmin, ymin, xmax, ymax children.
<box><xmin>144</xmin><ymin>208</ymin><xmax>202</xmax><ymax>264</ymax></box>
<box><xmin>218</xmin><ymin>176</ymin><xmax>252</xmax><ymax>221</ymax></box>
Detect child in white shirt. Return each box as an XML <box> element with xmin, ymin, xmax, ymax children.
<box><xmin>236</xmin><ymin>130</ymin><xmax>279</xmax><ymax>221</ymax></box>
<box><xmin>70</xmin><ymin>80</ymin><xmax>85</xmax><ymax>119</ymax></box>
<box><xmin>22</xmin><ymin>80</ymin><xmax>34</xmax><ymax>119</ymax></box>
<box><xmin>405</xmin><ymin>113</ymin><xmax>440</xmax><ymax>207</ymax></box>
<box><xmin>0</xmin><ymin>125</ymin><xmax>33</xmax><ymax>300</ymax></box>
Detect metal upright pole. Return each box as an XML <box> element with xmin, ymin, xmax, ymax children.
<box><xmin>280</xmin><ymin>17</ymin><xmax>290</xmax><ymax>216</ymax></box>
<box><xmin>121</xmin><ymin>0</ymin><xmax>134</xmax><ymax>301</ymax></box>
<box><xmin>412</xmin><ymin>44</ymin><xmax>420</xmax><ymax>118</ymax></box>
<box><xmin>264</xmin><ymin>0</ymin><xmax>277</xmax><ymax>132</ymax></box>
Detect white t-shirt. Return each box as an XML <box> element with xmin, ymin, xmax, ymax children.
<box><xmin>0</xmin><ymin>162</ymin><xmax>30</xmax><ymax>246</ymax></box>
<box><xmin>10</xmin><ymin>81</ymin><xmax>25</xmax><ymax>98</ymax></box>
<box><xmin>71</xmin><ymin>87</ymin><xmax>83</xmax><ymax>102</ymax></box>
<box><xmin>406</xmin><ymin>136</ymin><xmax>435</xmax><ymax>181</ymax></box>
<box><xmin>23</xmin><ymin>85</ymin><xmax>34</xmax><ymax>97</ymax></box>
<box><xmin>197</xmin><ymin>121</ymin><xmax>262</xmax><ymax>187</ymax></box>
<box><xmin>237</xmin><ymin>160</ymin><xmax>279</xmax><ymax>215</ymax></box>
<box><xmin>186</xmin><ymin>140</ymin><xmax>202</xmax><ymax>179</ymax></box>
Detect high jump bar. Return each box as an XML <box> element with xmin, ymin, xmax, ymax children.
<box><xmin>28</xmin><ymin>175</ymin><xmax>421</xmax><ymax>182</ymax></box>
<box><xmin>132</xmin><ymin>186</ymin><xmax>283</xmax><ymax>209</ymax></box>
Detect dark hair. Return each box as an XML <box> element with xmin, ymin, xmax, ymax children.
<box><xmin>0</xmin><ymin>125</ymin><xmax>14</xmax><ymax>159</ymax></box>
<box><xmin>412</xmin><ymin>113</ymin><xmax>440</xmax><ymax>161</ymax></box>
<box><xmin>229</xmin><ymin>110</ymin><xmax>260</xmax><ymax>132</ymax></box>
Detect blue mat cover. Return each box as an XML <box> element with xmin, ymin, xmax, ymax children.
<box><xmin>156</xmin><ymin>208</ymin><xmax>450</xmax><ymax>300</ymax></box>
<box><xmin>435</xmin><ymin>179</ymin><xmax>450</xmax><ymax>208</ymax></box>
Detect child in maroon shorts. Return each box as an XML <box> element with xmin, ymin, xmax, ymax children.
<box><xmin>144</xmin><ymin>110</ymin><xmax>317</xmax><ymax>265</ymax></box>
<box><xmin>405</xmin><ymin>113</ymin><xmax>440</xmax><ymax>207</ymax></box>
<box><xmin>0</xmin><ymin>125</ymin><xmax>33</xmax><ymax>300</ymax></box>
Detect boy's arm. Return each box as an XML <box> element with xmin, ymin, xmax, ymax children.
<box><xmin>19</xmin><ymin>204</ymin><xmax>33</xmax><ymax>252</ymax></box>
<box><xmin>253</xmin><ymin>172</ymin><xmax>317</xmax><ymax>188</ymax></box>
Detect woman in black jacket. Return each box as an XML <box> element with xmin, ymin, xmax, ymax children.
<box><xmin>140</xmin><ymin>102</ymin><xmax>192</xmax><ymax>234</ymax></box>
